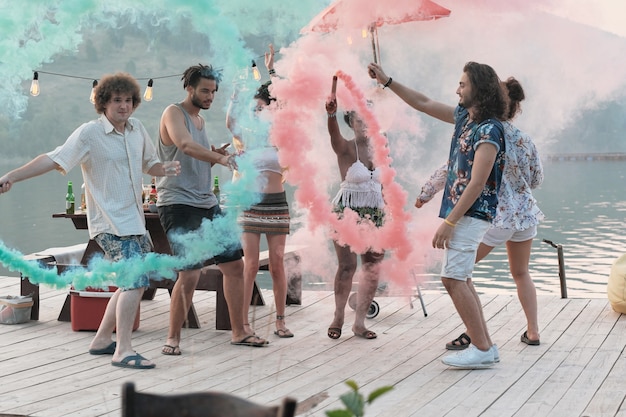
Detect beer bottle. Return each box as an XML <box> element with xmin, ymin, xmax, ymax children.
<box><xmin>212</xmin><ymin>176</ymin><xmax>220</xmax><ymax>203</ymax></box>
<box><xmin>149</xmin><ymin>183</ymin><xmax>158</xmax><ymax>204</ymax></box>
<box><xmin>66</xmin><ymin>181</ymin><xmax>75</xmax><ymax>214</ymax></box>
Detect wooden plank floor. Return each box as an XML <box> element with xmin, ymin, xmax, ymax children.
<box><xmin>0</xmin><ymin>277</ymin><xmax>624</xmax><ymax>417</ymax></box>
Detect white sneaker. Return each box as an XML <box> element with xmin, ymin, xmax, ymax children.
<box><xmin>491</xmin><ymin>344</ymin><xmax>500</xmax><ymax>363</ymax></box>
<box><xmin>442</xmin><ymin>344</ymin><xmax>495</xmax><ymax>369</ymax></box>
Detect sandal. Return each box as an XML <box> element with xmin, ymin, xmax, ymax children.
<box><xmin>327</xmin><ymin>327</ymin><xmax>342</xmax><ymax>339</ymax></box>
<box><xmin>521</xmin><ymin>331</ymin><xmax>540</xmax><ymax>346</ymax></box>
<box><xmin>274</xmin><ymin>328</ymin><xmax>294</xmax><ymax>338</ymax></box>
<box><xmin>446</xmin><ymin>332</ymin><xmax>471</xmax><ymax>350</ymax></box>
<box><xmin>275</xmin><ymin>315</ymin><xmax>294</xmax><ymax>338</ymax></box>
<box><xmin>161</xmin><ymin>344</ymin><xmax>181</xmax><ymax>356</ymax></box>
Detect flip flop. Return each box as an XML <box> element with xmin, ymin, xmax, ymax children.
<box><xmin>112</xmin><ymin>353</ymin><xmax>155</xmax><ymax>369</ymax></box>
<box><xmin>354</xmin><ymin>330</ymin><xmax>377</xmax><ymax>340</ymax></box>
<box><xmin>230</xmin><ymin>335</ymin><xmax>267</xmax><ymax>347</ymax></box>
<box><xmin>274</xmin><ymin>329</ymin><xmax>294</xmax><ymax>338</ymax></box>
<box><xmin>89</xmin><ymin>341</ymin><xmax>116</xmax><ymax>355</ymax></box>
<box><xmin>446</xmin><ymin>332</ymin><xmax>471</xmax><ymax>350</ymax></box>
<box><xmin>161</xmin><ymin>344</ymin><xmax>182</xmax><ymax>355</ymax></box>
<box><xmin>327</xmin><ymin>327</ymin><xmax>342</xmax><ymax>340</ymax></box>
<box><xmin>521</xmin><ymin>331</ymin><xmax>540</xmax><ymax>345</ymax></box>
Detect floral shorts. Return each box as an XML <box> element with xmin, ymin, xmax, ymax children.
<box><xmin>93</xmin><ymin>233</ymin><xmax>152</xmax><ymax>290</ymax></box>
<box><xmin>333</xmin><ymin>202</ymin><xmax>385</xmax><ymax>227</ymax></box>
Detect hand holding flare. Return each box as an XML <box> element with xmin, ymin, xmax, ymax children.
<box><xmin>326</xmin><ymin>75</ymin><xmax>338</xmax><ymax>115</ymax></box>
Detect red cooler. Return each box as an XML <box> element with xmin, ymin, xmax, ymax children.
<box><xmin>69</xmin><ymin>286</ymin><xmax>140</xmax><ymax>332</ymax></box>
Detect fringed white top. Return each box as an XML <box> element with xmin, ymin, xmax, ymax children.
<box><xmin>332</xmin><ymin>141</ymin><xmax>384</xmax><ymax>209</ymax></box>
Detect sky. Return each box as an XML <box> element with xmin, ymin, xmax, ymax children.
<box><xmin>543</xmin><ymin>0</ymin><xmax>626</xmax><ymax>37</ymax></box>
<box><xmin>1</xmin><ymin>0</ymin><xmax>625</xmax><ymax>291</ymax></box>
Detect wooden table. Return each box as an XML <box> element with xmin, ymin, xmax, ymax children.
<box><xmin>48</xmin><ymin>211</ymin><xmax>270</xmax><ymax>330</ymax></box>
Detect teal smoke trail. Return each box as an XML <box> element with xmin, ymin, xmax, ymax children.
<box><xmin>0</xmin><ymin>241</ymin><xmax>70</xmax><ymax>288</ymax></box>
<box><xmin>0</xmin><ymin>0</ymin><xmax>329</xmax><ymax>119</ymax></box>
<box><xmin>0</xmin><ymin>0</ymin><xmax>329</xmax><ymax>288</ymax></box>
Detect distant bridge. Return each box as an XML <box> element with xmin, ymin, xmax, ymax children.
<box><xmin>544</xmin><ymin>152</ymin><xmax>626</xmax><ymax>162</ymax></box>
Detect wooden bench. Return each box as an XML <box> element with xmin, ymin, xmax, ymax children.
<box><xmin>20</xmin><ymin>245</ymin><xmax>303</xmax><ymax>331</ymax></box>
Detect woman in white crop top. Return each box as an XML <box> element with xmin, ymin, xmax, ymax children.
<box><xmin>226</xmin><ymin>44</ymin><xmax>293</xmax><ymax>339</ymax></box>
<box><xmin>325</xmin><ymin>94</ymin><xmax>385</xmax><ymax>341</ymax></box>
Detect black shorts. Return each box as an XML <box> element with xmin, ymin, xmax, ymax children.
<box><xmin>158</xmin><ymin>204</ymin><xmax>242</xmax><ymax>270</ymax></box>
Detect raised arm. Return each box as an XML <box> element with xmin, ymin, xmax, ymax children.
<box><xmin>325</xmin><ymin>97</ymin><xmax>349</xmax><ymax>155</ymax></box>
<box><xmin>368</xmin><ymin>62</ymin><xmax>455</xmax><ymax>124</ymax></box>
<box><xmin>265</xmin><ymin>43</ymin><xmax>276</xmax><ymax>77</ymax></box>
<box><xmin>225</xmin><ymin>90</ymin><xmax>243</xmax><ymax>150</ymax></box>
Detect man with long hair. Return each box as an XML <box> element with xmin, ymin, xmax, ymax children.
<box><xmin>368</xmin><ymin>61</ymin><xmax>506</xmax><ymax>369</ymax></box>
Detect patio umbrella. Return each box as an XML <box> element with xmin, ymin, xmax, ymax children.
<box><xmin>301</xmin><ymin>0</ymin><xmax>451</xmax><ymax>64</ymax></box>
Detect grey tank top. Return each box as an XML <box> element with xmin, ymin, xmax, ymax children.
<box><xmin>156</xmin><ymin>103</ymin><xmax>218</xmax><ymax>209</ymax></box>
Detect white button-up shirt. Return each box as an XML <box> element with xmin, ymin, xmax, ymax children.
<box><xmin>47</xmin><ymin>115</ymin><xmax>160</xmax><ymax>238</ymax></box>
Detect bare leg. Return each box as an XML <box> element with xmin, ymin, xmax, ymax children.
<box><xmin>475</xmin><ymin>242</ymin><xmax>494</xmax><ymax>263</ymax></box>
<box><xmin>164</xmin><ymin>269</ymin><xmax>201</xmax><ymax>350</ymax></box>
<box><xmin>241</xmin><ymin>232</ymin><xmax>261</xmax><ymax>334</ymax></box>
<box><xmin>90</xmin><ymin>289</ymin><xmax>120</xmax><ymax>350</ymax></box>
<box><xmin>219</xmin><ymin>259</ymin><xmax>265</xmax><ymax>343</ymax></box>
<box><xmin>466</xmin><ymin>278</ymin><xmax>492</xmax><ymax>346</ymax></box>
<box><xmin>506</xmin><ymin>239</ymin><xmax>539</xmax><ymax>341</ymax></box>
<box><xmin>111</xmin><ymin>288</ymin><xmax>145</xmax><ymax>364</ymax></box>
<box><xmin>90</xmin><ymin>287</ymin><xmax>150</xmax><ymax>366</ymax></box>
<box><xmin>438</xmin><ymin>242</ymin><xmax>495</xmax><ymax>347</ymax></box>
<box><xmin>442</xmin><ymin>277</ymin><xmax>491</xmax><ymax>351</ymax></box>
<box><xmin>329</xmin><ymin>242</ymin><xmax>357</xmax><ymax>338</ymax></box>
<box><xmin>267</xmin><ymin>234</ymin><xmax>289</xmax><ymax>334</ymax></box>
<box><xmin>352</xmin><ymin>250</ymin><xmax>383</xmax><ymax>338</ymax></box>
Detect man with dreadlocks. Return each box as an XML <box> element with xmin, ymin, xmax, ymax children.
<box><xmin>157</xmin><ymin>64</ymin><xmax>268</xmax><ymax>354</ymax></box>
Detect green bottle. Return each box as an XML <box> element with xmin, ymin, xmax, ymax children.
<box><xmin>212</xmin><ymin>176</ymin><xmax>220</xmax><ymax>202</ymax></box>
<box><xmin>66</xmin><ymin>181</ymin><xmax>75</xmax><ymax>214</ymax></box>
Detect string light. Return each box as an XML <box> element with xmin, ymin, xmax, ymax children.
<box><xmin>30</xmin><ymin>72</ymin><xmax>40</xmax><ymax>96</ymax></box>
<box><xmin>251</xmin><ymin>60</ymin><xmax>261</xmax><ymax>81</ymax></box>
<box><xmin>143</xmin><ymin>78</ymin><xmax>153</xmax><ymax>101</ymax></box>
<box><xmin>89</xmin><ymin>80</ymin><xmax>98</xmax><ymax>104</ymax></box>
<box><xmin>27</xmin><ymin>70</ymin><xmax>220</xmax><ymax>100</ymax></box>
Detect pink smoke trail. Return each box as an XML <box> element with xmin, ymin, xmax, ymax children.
<box><xmin>272</xmin><ymin>66</ymin><xmax>417</xmax><ymax>288</ymax></box>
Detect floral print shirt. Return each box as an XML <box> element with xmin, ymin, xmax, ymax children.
<box><xmin>438</xmin><ymin>106</ymin><xmax>505</xmax><ymax>222</ymax></box>
<box><xmin>419</xmin><ymin>120</ymin><xmax>544</xmax><ymax>230</ymax></box>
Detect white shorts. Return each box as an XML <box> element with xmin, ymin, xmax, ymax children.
<box><xmin>481</xmin><ymin>225</ymin><xmax>537</xmax><ymax>247</ymax></box>
<box><xmin>440</xmin><ymin>216</ymin><xmax>490</xmax><ymax>281</ymax></box>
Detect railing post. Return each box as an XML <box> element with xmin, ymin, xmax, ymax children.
<box><xmin>542</xmin><ymin>239</ymin><xmax>568</xmax><ymax>299</ymax></box>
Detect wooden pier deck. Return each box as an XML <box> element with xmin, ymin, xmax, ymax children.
<box><xmin>0</xmin><ymin>277</ymin><xmax>624</xmax><ymax>417</ymax></box>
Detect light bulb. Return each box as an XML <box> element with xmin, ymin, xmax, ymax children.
<box><xmin>89</xmin><ymin>80</ymin><xmax>98</xmax><ymax>104</ymax></box>
<box><xmin>362</xmin><ymin>28</ymin><xmax>368</xmax><ymax>38</ymax></box>
<box><xmin>30</xmin><ymin>72</ymin><xmax>40</xmax><ymax>96</ymax></box>
<box><xmin>143</xmin><ymin>79</ymin><xmax>153</xmax><ymax>101</ymax></box>
<box><xmin>251</xmin><ymin>60</ymin><xmax>261</xmax><ymax>81</ymax></box>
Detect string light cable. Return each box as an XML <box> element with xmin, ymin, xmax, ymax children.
<box><xmin>29</xmin><ymin>61</ymin><xmax>269</xmax><ymax>101</ymax></box>
<box><xmin>29</xmin><ymin>70</ymin><xmax>180</xmax><ymax>101</ymax></box>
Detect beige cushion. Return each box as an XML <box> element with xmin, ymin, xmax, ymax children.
<box><xmin>608</xmin><ymin>253</ymin><xmax>626</xmax><ymax>314</ymax></box>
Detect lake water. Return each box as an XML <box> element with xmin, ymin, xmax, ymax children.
<box><xmin>1</xmin><ymin>159</ymin><xmax>624</xmax><ymax>298</ymax></box>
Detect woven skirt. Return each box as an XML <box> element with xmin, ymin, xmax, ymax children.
<box><xmin>239</xmin><ymin>192</ymin><xmax>290</xmax><ymax>235</ymax></box>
